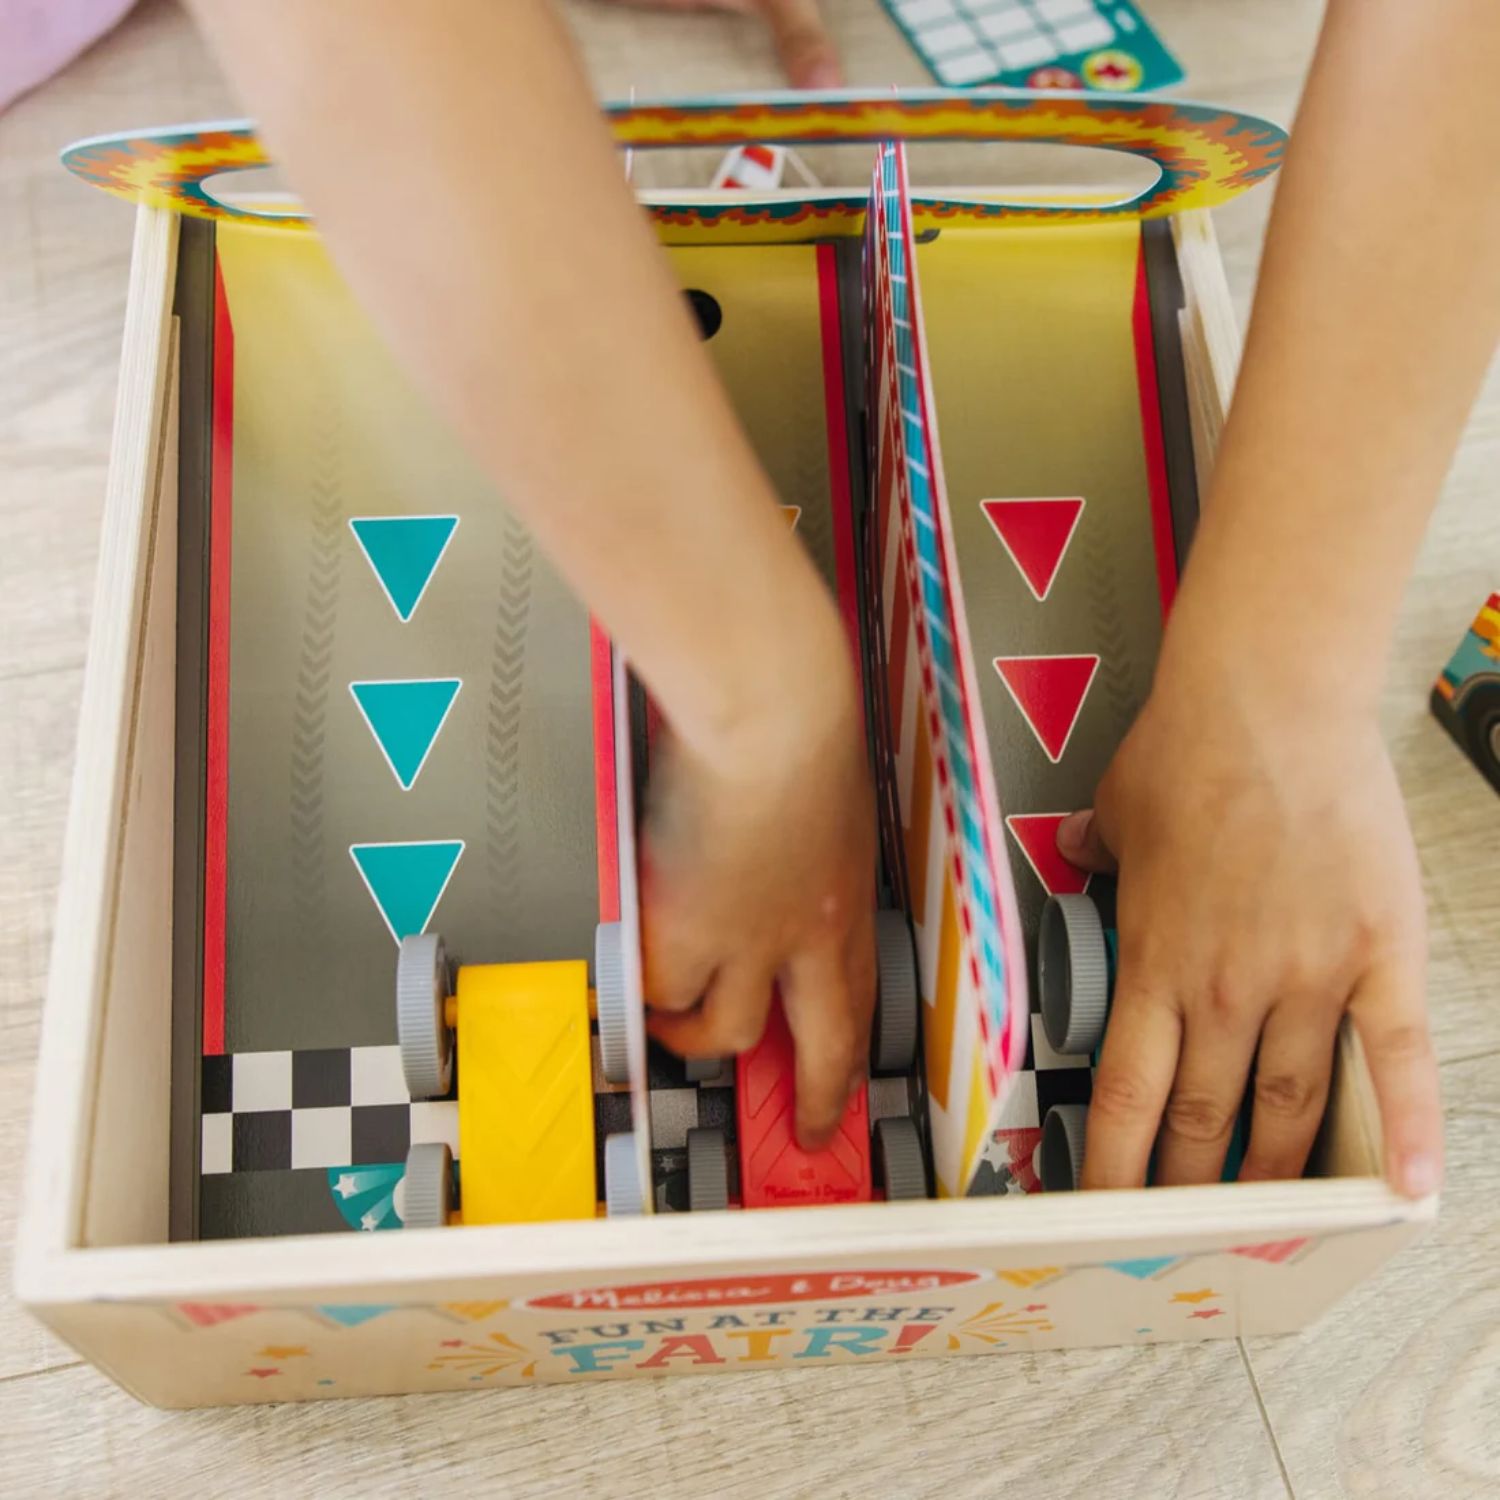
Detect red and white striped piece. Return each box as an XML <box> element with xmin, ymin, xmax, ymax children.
<box><xmin>712</xmin><ymin>143</ymin><xmax>787</xmax><ymax>191</ymax></box>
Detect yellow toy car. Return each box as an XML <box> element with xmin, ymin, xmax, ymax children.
<box><xmin>395</xmin><ymin>932</ymin><xmax>607</xmax><ymax>1227</ymax></box>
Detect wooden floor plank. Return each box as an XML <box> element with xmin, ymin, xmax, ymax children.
<box><xmin>0</xmin><ymin>1336</ymin><xmax>1291</xmax><ymax>1500</ymax></box>
<box><xmin>1245</xmin><ymin>1054</ymin><xmax>1500</xmax><ymax>1499</ymax></box>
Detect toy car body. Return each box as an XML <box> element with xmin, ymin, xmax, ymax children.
<box><xmin>1432</xmin><ymin>592</ymin><xmax>1500</xmax><ymax>793</ymax></box>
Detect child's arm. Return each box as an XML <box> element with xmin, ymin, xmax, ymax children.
<box><xmin>185</xmin><ymin>0</ymin><xmax>874</xmax><ymax>1146</ymax></box>
<box><xmin>1062</xmin><ymin>0</ymin><xmax>1500</xmax><ymax>1197</ymax></box>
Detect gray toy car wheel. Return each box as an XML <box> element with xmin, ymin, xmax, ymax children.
<box><xmin>1038</xmin><ymin>895</ymin><xmax>1110</xmax><ymax>1057</ymax></box>
<box><xmin>1038</xmin><ymin>1104</ymin><xmax>1088</xmax><ymax>1193</ymax></box>
<box><xmin>683</xmin><ymin>1055</ymin><xmax>727</xmax><ymax>1085</ymax></box>
<box><xmin>1460</xmin><ymin>681</ymin><xmax>1500</xmax><ymax>785</ymax></box>
<box><xmin>686</xmin><ymin>1127</ymin><xmax>730</xmax><ymax>1212</ymax></box>
<box><xmin>604</xmin><ymin>1132</ymin><xmax>645</xmax><ymax>1216</ymax></box>
<box><xmin>397</xmin><ymin>933</ymin><xmax>453</xmax><ymax>1099</ymax></box>
<box><xmin>872</xmin><ymin>909</ymin><xmax>920</xmax><ymax>1073</ymax></box>
<box><xmin>594</xmin><ymin>921</ymin><xmax>631</xmax><ymax>1086</ymax></box>
<box><xmin>401</xmin><ymin>1141</ymin><xmax>454</xmax><ymax>1228</ymax></box>
<box><xmin>875</xmin><ymin>1116</ymin><xmax>929</xmax><ymax>1200</ymax></box>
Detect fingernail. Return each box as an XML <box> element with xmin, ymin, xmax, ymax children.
<box><xmin>1398</xmin><ymin>1153</ymin><xmax>1441</xmax><ymax>1197</ymax></box>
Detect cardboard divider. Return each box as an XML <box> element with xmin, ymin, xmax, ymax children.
<box><xmin>865</xmin><ymin>143</ymin><xmax>1031</xmax><ymax>1196</ymax></box>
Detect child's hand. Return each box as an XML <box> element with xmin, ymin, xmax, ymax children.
<box><xmin>1057</xmin><ymin>655</ymin><xmax>1443</xmax><ymax>1199</ymax></box>
<box><xmin>642</xmin><ymin>622</ymin><xmax>876</xmax><ymax>1148</ymax></box>
<box><xmin>603</xmin><ymin>0</ymin><xmax>841</xmax><ymax>88</ymax></box>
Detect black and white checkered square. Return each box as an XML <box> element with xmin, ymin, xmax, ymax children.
<box><xmin>989</xmin><ymin>1011</ymin><xmax>1094</xmax><ymax>1134</ymax></box>
<box><xmin>969</xmin><ymin>1009</ymin><xmax>1095</xmax><ymax>1194</ymax></box>
<box><xmin>200</xmin><ymin>1046</ymin><xmax>458</xmax><ymax>1175</ymax></box>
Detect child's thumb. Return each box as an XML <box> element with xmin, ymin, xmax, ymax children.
<box><xmin>1056</xmin><ymin>809</ymin><xmax>1118</xmax><ymax>874</ymax></box>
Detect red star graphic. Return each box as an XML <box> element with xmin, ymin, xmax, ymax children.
<box><xmin>1096</xmin><ymin>61</ymin><xmax>1128</xmax><ymax>81</ymax></box>
<box><xmin>1189</xmin><ymin>1308</ymin><xmax>1224</xmax><ymax>1320</ymax></box>
<box><xmin>440</xmin><ymin>1339</ymin><xmax>463</xmax><ymax>1348</ymax></box>
<box><xmin>246</xmin><ymin>1367</ymin><xmax>281</xmax><ymax>1379</ymax></box>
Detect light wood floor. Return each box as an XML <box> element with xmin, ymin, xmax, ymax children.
<box><xmin>2</xmin><ymin>3</ymin><xmax>1497</xmax><ymax>1495</ymax></box>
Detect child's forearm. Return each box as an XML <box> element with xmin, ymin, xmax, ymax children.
<box><xmin>186</xmin><ymin>0</ymin><xmax>850</xmax><ymax>760</ymax></box>
<box><xmin>1166</xmin><ymin>0</ymin><xmax>1500</xmax><ymax>707</ymax></box>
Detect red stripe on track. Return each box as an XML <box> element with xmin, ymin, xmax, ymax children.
<box><xmin>591</xmin><ymin>619</ymin><xmax>620</xmax><ymax>924</ymax></box>
<box><xmin>1132</xmin><ymin>233</ymin><xmax>1178</xmax><ymax>617</ymax></box>
<box><xmin>203</xmin><ymin>258</ymin><xmax>234</xmax><ymax>1056</ymax></box>
<box><xmin>816</xmin><ymin>243</ymin><xmax>862</xmax><ymax>680</ymax></box>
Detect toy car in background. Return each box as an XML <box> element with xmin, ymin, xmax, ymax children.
<box><xmin>1431</xmin><ymin>592</ymin><xmax>1500</xmax><ymax>794</ymax></box>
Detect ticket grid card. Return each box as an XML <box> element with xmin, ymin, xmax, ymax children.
<box><xmin>884</xmin><ymin>0</ymin><xmax>1184</xmax><ymax>91</ymax></box>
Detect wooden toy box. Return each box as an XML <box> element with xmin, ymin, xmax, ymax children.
<box><xmin>17</xmin><ymin>95</ymin><xmax>1433</xmax><ymax>1407</ymax></box>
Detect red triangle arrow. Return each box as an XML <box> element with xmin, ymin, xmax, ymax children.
<box><xmin>1229</xmin><ymin>1238</ymin><xmax>1308</xmax><ymax>1264</ymax></box>
<box><xmin>994</xmin><ymin>654</ymin><xmax>1099</xmax><ymax>762</ymax></box>
<box><xmin>179</xmin><ymin>1302</ymin><xmax>261</xmax><ymax>1329</ymax></box>
<box><xmin>980</xmin><ymin>497</ymin><xmax>1085</xmax><ymax>601</ymax></box>
<box><xmin>1005</xmin><ymin>814</ymin><xmax>1092</xmax><ymax>896</ymax></box>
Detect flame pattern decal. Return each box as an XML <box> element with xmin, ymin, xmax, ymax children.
<box><xmin>60</xmin><ymin>90</ymin><xmax>1284</xmax><ymax>235</ymax></box>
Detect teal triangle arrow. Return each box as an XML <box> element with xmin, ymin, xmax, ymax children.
<box><xmin>349</xmin><ymin>678</ymin><xmax>462</xmax><ymax>789</ymax></box>
<box><xmin>318</xmin><ymin>1304</ymin><xmax>398</xmax><ymax>1327</ymax></box>
<box><xmin>1103</xmin><ymin>1257</ymin><xmax>1179</xmax><ymax>1280</ymax></box>
<box><xmin>348</xmin><ymin>515</ymin><xmax>459</xmax><ymax>621</ymax></box>
<box><xmin>350</xmin><ymin>840</ymin><xmax>464</xmax><ymax>943</ymax></box>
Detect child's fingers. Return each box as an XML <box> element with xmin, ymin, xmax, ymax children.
<box><xmin>1237</xmin><ymin>1001</ymin><xmax>1337</xmax><ymax>1182</ymax></box>
<box><xmin>641</xmin><ymin>902</ymin><xmax>718</xmax><ymax>1015</ymax></box>
<box><xmin>759</xmin><ymin>0</ymin><xmax>841</xmax><ymax>88</ymax></box>
<box><xmin>1348</xmin><ymin>958</ymin><xmax>1443</xmax><ymax>1198</ymax></box>
<box><xmin>1078</xmin><ymin>976</ymin><xmax>1180</xmax><ymax>1188</ymax></box>
<box><xmin>1153</xmin><ymin>1009</ymin><xmax>1258</xmax><ymax>1185</ymax></box>
<box><xmin>1055</xmin><ymin>808</ymin><xmax>1118</xmax><ymax>875</ymax></box>
<box><xmin>781</xmin><ymin>940</ymin><xmax>865</xmax><ymax>1149</ymax></box>
<box><xmin>648</xmin><ymin>957</ymin><xmax>776</xmax><ymax>1057</ymax></box>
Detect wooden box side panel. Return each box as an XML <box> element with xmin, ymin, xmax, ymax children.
<box><xmin>35</xmin><ymin>1212</ymin><xmax>1425</xmax><ymax>1408</ymax></box>
<box><xmin>16</xmin><ymin>207</ymin><xmax>180</xmax><ymax>1282</ymax></box>
<box><xmin>1314</xmin><ymin>1024</ymin><xmax>1385</xmax><ymax>1179</ymax></box>
<box><xmin>81</xmin><ymin>329</ymin><xmax>180</xmax><ymax>1248</ymax></box>
<box><xmin>1173</xmin><ymin>208</ymin><xmax>1240</xmax><ymax>490</ymax></box>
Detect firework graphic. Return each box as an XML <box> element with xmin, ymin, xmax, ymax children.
<box><xmin>427</xmin><ymin>1331</ymin><xmax>537</xmax><ymax>1381</ymax></box>
<box><xmin>946</xmin><ymin>1300</ymin><xmax>1054</xmax><ymax>1350</ymax></box>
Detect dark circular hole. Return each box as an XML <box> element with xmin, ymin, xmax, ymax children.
<box><xmin>684</xmin><ymin>288</ymin><xmax>722</xmax><ymax>341</ymax></box>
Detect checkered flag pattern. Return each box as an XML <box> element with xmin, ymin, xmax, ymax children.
<box><xmin>200</xmin><ymin>1046</ymin><xmax>458</xmax><ymax>1175</ymax></box>
<box><xmin>971</xmin><ymin>1010</ymin><xmax>1093</xmax><ymax>1194</ymax></box>
<box><xmin>1000</xmin><ymin>1010</ymin><xmax>1095</xmax><ymax>1130</ymax></box>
